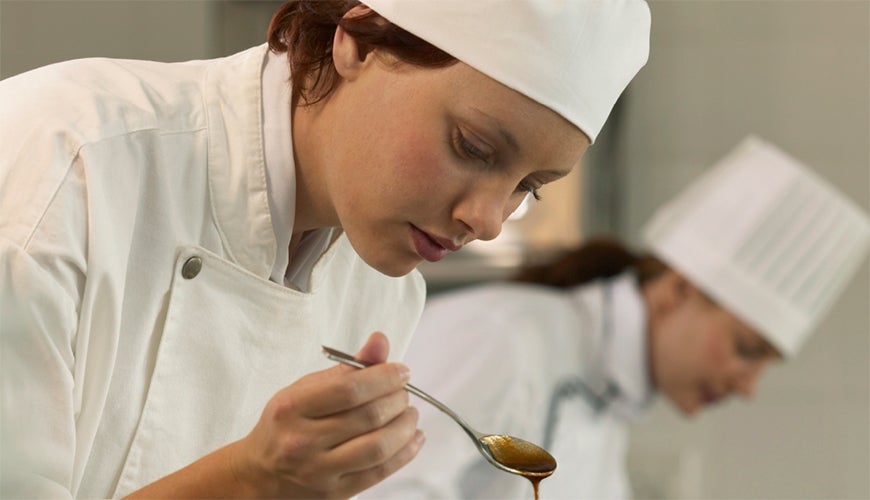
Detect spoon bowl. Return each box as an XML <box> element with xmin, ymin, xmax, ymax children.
<box><xmin>322</xmin><ymin>346</ymin><xmax>557</xmax><ymax>478</ymax></box>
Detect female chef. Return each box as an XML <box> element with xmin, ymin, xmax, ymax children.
<box><xmin>362</xmin><ymin>137</ymin><xmax>870</xmax><ymax>499</ymax></box>
<box><xmin>0</xmin><ymin>0</ymin><xmax>650</xmax><ymax>498</ymax></box>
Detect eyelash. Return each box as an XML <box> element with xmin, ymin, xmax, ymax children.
<box><xmin>519</xmin><ymin>181</ymin><xmax>542</xmax><ymax>201</ymax></box>
<box><xmin>735</xmin><ymin>341</ymin><xmax>766</xmax><ymax>360</ymax></box>
<box><xmin>453</xmin><ymin>129</ymin><xmax>542</xmax><ymax>201</ymax></box>
<box><xmin>454</xmin><ymin>128</ymin><xmax>492</xmax><ymax>164</ymax></box>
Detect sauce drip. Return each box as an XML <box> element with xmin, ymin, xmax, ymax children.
<box><xmin>480</xmin><ymin>435</ymin><xmax>556</xmax><ymax>500</ymax></box>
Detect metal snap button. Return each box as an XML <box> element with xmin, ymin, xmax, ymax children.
<box><xmin>181</xmin><ymin>256</ymin><xmax>202</xmax><ymax>279</ymax></box>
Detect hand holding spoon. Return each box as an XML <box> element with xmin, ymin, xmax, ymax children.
<box><xmin>321</xmin><ymin>346</ymin><xmax>557</xmax><ymax>483</ymax></box>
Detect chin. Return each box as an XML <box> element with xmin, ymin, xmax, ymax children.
<box><xmin>379</xmin><ymin>265</ymin><xmax>416</xmax><ymax>278</ymax></box>
<box><xmin>670</xmin><ymin>397</ymin><xmax>701</xmax><ymax>418</ymax></box>
<box><xmin>683</xmin><ymin>406</ymin><xmax>702</xmax><ymax>418</ymax></box>
<box><xmin>366</xmin><ymin>255</ymin><xmax>421</xmax><ymax>278</ymax></box>
<box><xmin>345</xmin><ymin>235</ymin><xmax>420</xmax><ymax>277</ymax></box>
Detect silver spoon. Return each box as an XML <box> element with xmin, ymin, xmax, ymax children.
<box><xmin>322</xmin><ymin>345</ymin><xmax>557</xmax><ymax>479</ymax></box>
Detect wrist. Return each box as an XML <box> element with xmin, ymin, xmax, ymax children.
<box><xmin>226</xmin><ymin>438</ymin><xmax>279</xmax><ymax>498</ymax></box>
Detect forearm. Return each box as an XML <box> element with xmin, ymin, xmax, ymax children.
<box><xmin>124</xmin><ymin>439</ymin><xmax>278</xmax><ymax>499</ymax></box>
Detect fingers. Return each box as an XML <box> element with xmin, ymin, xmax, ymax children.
<box><xmin>294</xmin><ymin>361</ymin><xmax>410</xmax><ymax>418</ymax></box>
<box><xmin>291</xmin><ymin>332</ymin><xmax>407</xmax><ymax>418</ymax></box>
<box><xmin>312</xmin><ymin>389</ymin><xmax>411</xmax><ymax>449</ymax></box>
<box><xmin>338</xmin><ymin>428</ymin><xmax>426</xmax><ymax>494</ymax></box>
<box><xmin>355</xmin><ymin>331</ymin><xmax>390</xmax><ymax>364</ymax></box>
<box><xmin>327</xmin><ymin>405</ymin><xmax>420</xmax><ymax>472</ymax></box>
<box><xmin>325</xmin><ymin>408</ymin><xmax>426</xmax><ymax>494</ymax></box>
<box><xmin>283</xmin><ymin>410</ymin><xmax>425</xmax><ymax>498</ymax></box>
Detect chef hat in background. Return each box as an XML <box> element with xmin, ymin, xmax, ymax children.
<box><xmin>361</xmin><ymin>0</ymin><xmax>650</xmax><ymax>143</ymax></box>
<box><xmin>643</xmin><ymin>136</ymin><xmax>870</xmax><ymax>358</ymax></box>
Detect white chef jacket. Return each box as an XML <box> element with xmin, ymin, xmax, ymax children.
<box><xmin>362</xmin><ymin>273</ymin><xmax>652</xmax><ymax>500</ymax></box>
<box><xmin>0</xmin><ymin>44</ymin><xmax>425</xmax><ymax>498</ymax></box>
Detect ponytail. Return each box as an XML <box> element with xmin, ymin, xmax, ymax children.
<box><xmin>511</xmin><ymin>237</ymin><xmax>667</xmax><ymax>288</ymax></box>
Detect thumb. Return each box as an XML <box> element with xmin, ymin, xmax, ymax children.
<box><xmin>356</xmin><ymin>331</ymin><xmax>390</xmax><ymax>364</ymax></box>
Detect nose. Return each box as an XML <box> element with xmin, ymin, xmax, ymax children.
<box><xmin>734</xmin><ymin>362</ymin><xmax>768</xmax><ymax>399</ymax></box>
<box><xmin>454</xmin><ymin>190</ymin><xmax>519</xmax><ymax>242</ymax></box>
<box><xmin>735</xmin><ymin>376</ymin><xmax>757</xmax><ymax>399</ymax></box>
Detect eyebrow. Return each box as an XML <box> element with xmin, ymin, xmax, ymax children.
<box><xmin>747</xmin><ymin>330</ymin><xmax>783</xmax><ymax>359</ymax></box>
<box><xmin>540</xmin><ymin>168</ymin><xmax>573</xmax><ymax>179</ymax></box>
<box><xmin>765</xmin><ymin>342</ymin><xmax>784</xmax><ymax>360</ymax></box>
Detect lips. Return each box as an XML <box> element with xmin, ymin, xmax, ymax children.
<box><xmin>410</xmin><ymin>225</ymin><xmax>458</xmax><ymax>262</ymax></box>
<box><xmin>700</xmin><ymin>387</ymin><xmax>723</xmax><ymax>406</ymax></box>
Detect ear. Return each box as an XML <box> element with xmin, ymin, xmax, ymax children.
<box><xmin>655</xmin><ymin>270</ymin><xmax>694</xmax><ymax>315</ymax></box>
<box><xmin>332</xmin><ymin>5</ymin><xmax>373</xmax><ymax>81</ymax></box>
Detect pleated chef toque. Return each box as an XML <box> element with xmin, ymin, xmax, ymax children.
<box><xmin>361</xmin><ymin>0</ymin><xmax>650</xmax><ymax>144</ymax></box>
<box><xmin>643</xmin><ymin>136</ymin><xmax>870</xmax><ymax>357</ymax></box>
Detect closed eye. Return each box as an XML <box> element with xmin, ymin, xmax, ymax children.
<box><xmin>454</xmin><ymin>128</ymin><xmax>494</xmax><ymax>165</ymax></box>
<box><xmin>452</xmin><ymin>124</ymin><xmax>543</xmax><ymax>201</ymax></box>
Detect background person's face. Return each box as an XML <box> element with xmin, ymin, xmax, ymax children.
<box><xmin>302</xmin><ymin>56</ymin><xmax>590</xmax><ymax>277</ymax></box>
<box><xmin>647</xmin><ymin>273</ymin><xmax>780</xmax><ymax>416</ymax></box>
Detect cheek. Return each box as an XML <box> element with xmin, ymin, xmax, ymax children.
<box><xmin>389</xmin><ymin>131</ymin><xmax>460</xmax><ymax>196</ymax></box>
<box><xmin>701</xmin><ymin>326</ymin><xmax>733</xmax><ymax>372</ymax></box>
<box><xmin>400</xmin><ymin>146</ymin><xmax>445</xmax><ymax>185</ymax></box>
<box><xmin>661</xmin><ymin>311</ymin><xmax>719</xmax><ymax>379</ymax></box>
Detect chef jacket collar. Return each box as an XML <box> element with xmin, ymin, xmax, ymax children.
<box><xmin>205</xmin><ymin>44</ymin><xmax>338</xmax><ymax>287</ymax></box>
<box><xmin>261</xmin><ymin>49</ymin><xmax>342</xmax><ymax>291</ymax></box>
<box><xmin>204</xmin><ymin>45</ymin><xmax>276</xmax><ymax>278</ymax></box>
<box><xmin>602</xmin><ymin>272</ymin><xmax>655</xmax><ymax>421</ymax></box>
<box><xmin>262</xmin><ymin>48</ymin><xmax>296</xmax><ymax>284</ymax></box>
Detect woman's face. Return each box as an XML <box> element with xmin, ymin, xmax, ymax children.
<box><xmin>292</xmin><ymin>27</ymin><xmax>590</xmax><ymax>277</ymax></box>
<box><xmin>646</xmin><ymin>272</ymin><xmax>781</xmax><ymax>416</ymax></box>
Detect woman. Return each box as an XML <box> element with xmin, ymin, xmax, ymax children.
<box><xmin>0</xmin><ymin>0</ymin><xmax>650</xmax><ymax>498</ymax></box>
<box><xmin>362</xmin><ymin>137</ymin><xmax>870</xmax><ymax>499</ymax></box>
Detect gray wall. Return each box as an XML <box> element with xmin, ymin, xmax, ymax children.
<box><xmin>0</xmin><ymin>0</ymin><xmax>282</xmax><ymax>78</ymax></box>
<box><xmin>1</xmin><ymin>1</ymin><xmax>218</xmax><ymax>77</ymax></box>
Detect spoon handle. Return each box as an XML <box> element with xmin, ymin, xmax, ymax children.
<box><xmin>322</xmin><ymin>346</ymin><xmax>483</xmax><ymax>440</ymax></box>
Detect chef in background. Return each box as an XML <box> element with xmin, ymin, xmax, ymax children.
<box><xmin>362</xmin><ymin>136</ymin><xmax>870</xmax><ymax>499</ymax></box>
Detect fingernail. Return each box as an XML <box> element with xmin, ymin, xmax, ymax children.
<box><xmin>415</xmin><ymin>429</ymin><xmax>425</xmax><ymax>445</ymax></box>
<box><xmin>398</xmin><ymin>365</ymin><xmax>411</xmax><ymax>382</ymax></box>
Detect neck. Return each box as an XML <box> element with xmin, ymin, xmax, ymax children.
<box><xmin>641</xmin><ymin>282</ymin><xmax>662</xmax><ymax>391</ymax></box>
<box><xmin>290</xmin><ymin>97</ymin><xmax>338</xmax><ymax>236</ymax></box>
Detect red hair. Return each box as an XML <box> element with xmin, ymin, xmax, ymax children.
<box><xmin>267</xmin><ymin>1</ymin><xmax>457</xmax><ymax>104</ymax></box>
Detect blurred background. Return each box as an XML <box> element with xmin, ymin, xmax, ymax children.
<box><xmin>2</xmin><ymin>1</ymin><xmax>867</xmax><ymax>498</ymax></box>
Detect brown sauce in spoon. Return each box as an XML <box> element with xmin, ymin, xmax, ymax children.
<box><xmin>481</xmin><ymin>435</ymin><xmax>556</xmax><ymax>500</ymax></box>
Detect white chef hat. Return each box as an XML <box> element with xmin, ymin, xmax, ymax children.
<box><xmin>643</xmin><ymin>136</ymin><xmax>870</xmax><ymax>357</ymax></box>
<box><xmin>361</xmin><ymin>0</ymin><xmax>651</xmax><ymax>143</ymax></box>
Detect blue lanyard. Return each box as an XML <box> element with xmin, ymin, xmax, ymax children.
<box><xmin>541</xmin><ymin>282</ymin><xmax>620</xmax><ymax>450</ymax></box>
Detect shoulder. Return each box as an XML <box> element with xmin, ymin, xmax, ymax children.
<box><xmin>0</xmin><ymin>56</ymin><xmax>213</xmax><ymax>147</ymax></box>
<box><xmin>424</xmin><ymin>282</ymin><xmax>578</xmax><ymax>328</ymax></box>
<box><xmin>0</xmin><ymin>46</ymin><xmax>269</xmax><ymax>153</ymax></box>
<box><xmin>0</xmin><ymin>47</ymin><xmax>268</xmax><ymax>247</ymax></box>
<box><xmin>0</xmin><ymin>56</ymin><xmax>212</xmax><ymax>221</ymax></box>
<box><xmin>428</xmin><ymin>282</ymin><xmax>565</xmax><ymax>308</ymax></box>
<box><xmin>411</xmin><ymin>282</ymin><xmax>580</xmax><ymax>365</ymax></box>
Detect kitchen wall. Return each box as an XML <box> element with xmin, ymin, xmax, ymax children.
<box><xmin>2</xmin><ymin>1</ymin><xmax>867</xmax><ymax>498</ymax></box>
<box><xmin>1</xmin><ymin>1</ymin><xmax>220</xmax><ymax>77</ymax></box>
<box><xmin>0</xmin><ymin>1</ymin><xmax>288</xmax><ymax>78</ymax></box>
